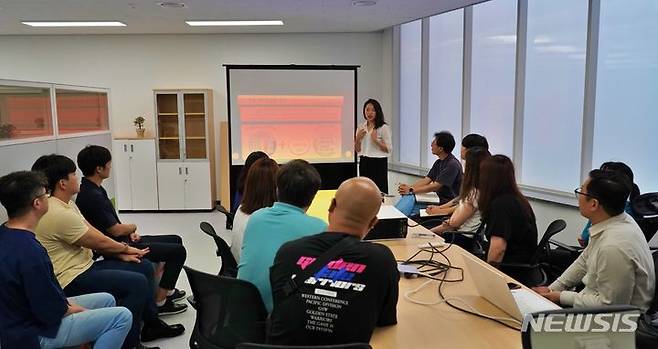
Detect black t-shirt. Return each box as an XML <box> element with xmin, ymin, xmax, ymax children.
<box><xmin>484</xmin><ymin>193</ymin><xmax>538</xmax><ymax>264</ymax></box>
<box><xmin>75</xmin><ymin>177</ymin><xmax>126</xmax><ymax>242</ymax></box>
<box><xmin>426</xmin><ymin>153</ymin><xmax>463</xmax><ymax>204</ymax></box>
<box><xmin>268</xmin><ymin>232</ymin><xmax>399</xmax><ymax>345</ymax></box>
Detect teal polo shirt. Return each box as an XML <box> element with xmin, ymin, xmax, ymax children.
<box><xmin>237</xmin><ymin>202</ymin><xmax>327</xmax><ymax>312</ymax></box>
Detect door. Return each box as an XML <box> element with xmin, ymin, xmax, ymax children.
<box><xmin>112</xmin><ymin>141</ymin><xmax>132</xmax><ymax>210</ymax></box>
<box><xmin>183</xmin><ymin>161</ymin><xmax>212</xmax><ymax>209</ymax></box>
<box><xmin>182</xmin><ymin>93</ymin><xmax>208</xmax><ymax>160</ymax></box>
<box><xmin>129</xmin><ymin>140</ymin><xmax>158</xmax><ymax>210</ymax></box>
<box><xmin>157</xmin><ymin>162</ymin><xmax>185</xmax><ymax>210</ymax></box>
<box><xmin>156</xmin><ymin>93</ymin><xmax>182</xmax><ymax>160</ymax></box>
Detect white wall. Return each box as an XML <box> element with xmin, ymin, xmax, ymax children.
<box><xmin>0</xmin><ymin>33</ymin><xmax>384</xmax><ymax>200</ymax></box>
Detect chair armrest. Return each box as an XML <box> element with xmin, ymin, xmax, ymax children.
<box><xmin>548</xmin><ymin>239</ymin><xmax>583</xmax><ymax>253</ymax></box>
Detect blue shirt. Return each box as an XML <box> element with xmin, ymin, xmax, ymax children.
<box><xmin>76</xmin><ymin>177</ymin><xmax>124</xmax><ymax>241</ymax></box>
<box><xmin>237</xmin><ymin>202</ymin><xmax>327</xmax><ymax>312</ymax></box>
<box><xmin>580</xmin><ymin>201</ymin><xmax>634</xmax><ymax>244</ymax></box>
<box><xmin>0</xmin><ymin>224</ymin><xmax>69</xmax><ymax>349</ymax></box>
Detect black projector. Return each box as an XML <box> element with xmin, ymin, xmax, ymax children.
<box><xmin>364</xmin><ymin>205</ymin><xmax>408</xmax><ymax>240</ymax></box>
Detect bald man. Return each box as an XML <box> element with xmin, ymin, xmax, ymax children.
<box><xmin>268</xmin><ymin>177</ymin><xmax>399</xmax><ymax>346</ymax></box>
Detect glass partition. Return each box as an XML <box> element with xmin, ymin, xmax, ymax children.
<box><xmin>56</xmin><ymin>89</ymin><xmax>109</xmax><ymax>135</ymax></box>
<box><xmin>0</xmin><ymin>84</ymin><xmax>54</xmax><ymax>140</ymax></box>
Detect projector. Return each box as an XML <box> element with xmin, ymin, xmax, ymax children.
<box><xmin>365</xmin><ymin>205</ymin><xmax>408</xmax><ymax>240</ymax></box>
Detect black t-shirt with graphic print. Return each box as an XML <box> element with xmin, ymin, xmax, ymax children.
<box><xmin>268</xmin><ymin>232</ymin><xmax>399</xmax><ymax>345</ymax></box>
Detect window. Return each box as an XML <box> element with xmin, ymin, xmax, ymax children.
<box><xmin>56</xmin><ymin>89</ymin><xmax>109</xmax><ymax>135</ymax></box>
<box><xmin>469</xmin><ymin>0</ymin><xmax>517</xmax><ymax>157</ymax></box>
<box><xmin>426</xmin><ymin>9</ymin><xmax>464</xmax><ymax>167</ymax></box>
<box><xmin>521</xmin><ymin>0</ymin><xmax>588</xmax><ymax>192</ymax></box>
<box><xmin>592</xmin><ymin>0</ymin><xmax>658</xmax><ymax>193</ymax></box>
<box><xmin>0</xmin><ymin>84</ymin><xmax>53</xmax><ymax>140</ymax></box>
<box><xmin>399</xmin><ymin>20</ymin><xmax>422</xmax><ymax>166</ymax></box>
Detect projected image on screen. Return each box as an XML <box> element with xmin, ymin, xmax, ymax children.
<box><xmin>238</xmin><ymin>95</ymin><xmax>344</xmax><ymax>161</ymax></box>
<box><xmin>228</xmin><ymin>69</ymin><xmax>356</xmax><ymax>165</ymax></box>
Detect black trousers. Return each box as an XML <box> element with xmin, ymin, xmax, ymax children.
<box><xmin>359</xmin><ymin>156</ymin><xmax>389</xmax><ymax>194</ymax></box>
<box><xmin>132</xmin><ymin>234</ymin><xmax>186</xmax><ymax>290</ymax></box>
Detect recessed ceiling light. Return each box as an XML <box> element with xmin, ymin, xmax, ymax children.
<box><xmin>186</xmin><ymin>20</ymin><xmax>284</xmax><ymax>27</ymax></box>
<box><xmin>158</xmin><ymin>2</ymin><xmax>187</xmax><ymax>9</ymax></box>
<box><xmin>352</xmin><ymin>0</ymin><xmax>377</xmax><ymax>6</ymax></box>
<box><xmin>22</xmin><ymin>21</ymin><xmax>127</xmax><ymax>27</ymax></box>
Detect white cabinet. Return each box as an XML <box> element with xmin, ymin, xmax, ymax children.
<box><xmin>113</xmin><ymin>139</ymin><xmax>158</xmax><ymax>210</ymax></box>
<box><xmin>157</xmin><ymin>161</ymin><xmax>212</xmax><ymax>210</ymax></box>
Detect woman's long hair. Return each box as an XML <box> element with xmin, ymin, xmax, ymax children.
<box><xmin>459</xmin><ymin>147</ymin><xmax>490</xmax><ymax>202</ymax></box>
<box><xmin>236</xmin><ymin>151</ymin><xmax>269</xmax><ymax>195</ymax></box>
<box><xmin>600</xmin><ymin>161</ymin><xmax>641</xmax><ymax>202</ymax></box>
<box><xmin>363</xmin><ymin>99</ymin><xmax>386</xmax><ymax>129</ymax></box>
<box><xmin>240</xmin><ymin>158</ymin><xmax>279</xmax><ymax>214</ymax></box>
<box><xmin>478</xmin><ymin>155</ymin><xmax>534</xmax><ymax>222</ymax></box>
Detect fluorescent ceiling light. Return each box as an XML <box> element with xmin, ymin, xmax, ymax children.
<box><xmin>22</xmin><ymin>21</ymin><xmax>126</xmax><ymax>27</ymax></box>
<box><xmin>186</xmin><ymin>20</ymin><xmax>284</xmax><ymax>26</ymax></box>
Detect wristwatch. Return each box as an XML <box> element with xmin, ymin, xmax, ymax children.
<box><xmin>409</xmin><ymin>187</ymin><xmax>414</xmax><ymax>193</ymax></box>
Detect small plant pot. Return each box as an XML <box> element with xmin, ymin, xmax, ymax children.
<box><xmin>136</xmin><ymin>128</ymin><xmax>145</xmax><ymax>138</ymax></box>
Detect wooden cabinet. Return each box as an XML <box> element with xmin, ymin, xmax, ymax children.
<box><xmin>112</xmin><ymin>139</ymin><xmax>158</xmax><ymax>210</ymax></box>
<box><xmin>154</xmin><ymin>89</ymin><xmax>215</xmax><ymax>210</ymax></box>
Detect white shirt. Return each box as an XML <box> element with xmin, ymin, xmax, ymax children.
<box><xmin>356</xmin><ymin>123</ymin><xmax>392</xmax><ymax>158</ymax></box>
<box><xmin>549</xmin><ymin>213</ymin><xmax>655</xmax><ymax>312</ymax></box>
<box><xmin>457</xmin><ymin>191</ymin><xmax>481</xmax><ymax>233</ymax></box>
<box><xmin>230</xmin><ymin>205</ymin><xmax>251</xmax><ymax>263</ymax></box>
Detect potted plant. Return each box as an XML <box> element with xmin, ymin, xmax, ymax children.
<box><xmin>0</xmin><ymin>123</ymin><xmax>16</xmax><ymax>139</ymax></box>
<box><xmin>134</xmin><ymin>116</ymin><xmax>146</xmax><ymax>138</ymax></box>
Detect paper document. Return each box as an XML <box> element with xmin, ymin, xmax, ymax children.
<box><xmin>377</xmin><ymin>205</ymin><xmax>407</xmax><ymax>219</ymax></box>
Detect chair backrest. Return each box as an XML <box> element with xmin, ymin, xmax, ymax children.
<box><xmin>530</xmin><ymin>219</ymin><xmax>567</xmax><ymax>264</ymax></box>
<box><xmin>200</xmin><ymin>221</ymin><xmax>238</xmax><ymax>277</ymax></box>
<box><xmin>632</xmin><ymin>192</ymin><xmax>658</xmax><ymax>241</ymax></box>
<box><xmin>236</xmin><ymin>343</ymin><xmax>372</xmax><ymax>349</ymax></box>
<box><xmin>184</xmin><ymin>266</ymin><xmax>267</xmax><ymax>349</ymax></box>
<box><xmin>649</xmin><ymin>250</ymin><xmax>658</xmax><ymax>315</ymax></box>
<box><xmin>522</xmin><ymin>305</ymin><xmax>641</xmax><ymax>349</ymax></box>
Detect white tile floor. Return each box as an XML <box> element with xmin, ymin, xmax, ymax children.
<box><xmin>118</xmin><ymin>210</ymin><xmax>230</xmax><ymax>349</ymax></box>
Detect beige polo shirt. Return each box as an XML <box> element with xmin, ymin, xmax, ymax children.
<box><xmin>35</xmin><ymin>196</ymin><xmax>94</xmax><ymax>288</ymax></box>
<box><xmin>549</xmin><ymin>213</ymin><xmax>655</xmax><ymax>312</ymax></box>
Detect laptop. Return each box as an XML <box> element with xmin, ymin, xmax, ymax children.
<box><xmin>462</xmin><ymin>253</ymin><xmax>560</xmax><ymax>321</ymax></box>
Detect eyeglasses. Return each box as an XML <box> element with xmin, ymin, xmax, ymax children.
<box><xmin>574</xmin><ymin>188</ymin><xmax>598</xmax><ymax>201</ymax></box>
<box><xmin>33</xmin><ymin>189</ymin><xmax>50</xmax><ymax>200</ymax></box>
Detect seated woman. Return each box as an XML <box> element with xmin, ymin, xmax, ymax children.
<box><xmin>232</xmin><ymin>151</ymin><xmax>269</xmax><ymax>214</ymax></box>
<box><xmin>429</xmin><ymin>147</ymin><xmax>490</xmax><ymax>236</ymax></box>
<box><xmin>578</xmin><ymin>161</ymin><xmax>640</xmax><ymax>247</ymax></box>
<box><xmin>230</xmin><ymin>158</ymin><xmax>279</xmax><ymax>263</ymax></box>
<box><xmin>478</xmin><ymin>155</ymin><xmax>538</xmax><ymax>278</ymax></box>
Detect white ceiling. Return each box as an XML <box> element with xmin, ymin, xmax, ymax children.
<box><xmin>0</xmin><ymin>0</ymin><xmax>486</xmax><ymax>35</ymax></box>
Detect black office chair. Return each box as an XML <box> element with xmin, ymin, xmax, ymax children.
<box><xmin>522</xmin><ymin>305</ymin><xmax>641</xmax><ymax>349</ymax></box>
<box><xmin>216</xmin><ymin>203</ymin><xmax>235</xmax><ymax>230</ymax></box>
<box><xmin>184</xmin><ymin>266</ymin><xmax>268</xmax><ymax>349</ymax></box>
<box><xmin>236</xmin><ymin>344</ymin><xmax>371</xmax><ymax>349</ymax></box>
<box><xmin>636</xmin><ymin>250</ymin><xmax>658</xmax><ymax>349</ymax></box>
<box><xmin>633</xmin><ymin>192</ymin><xmax>658</xmax><ymax>242</ymax></box>
<box><xmin>497</xmin><ymin>219</ymin><xmax>567</xmax><ymax>287</ymax></box>
<box><xmin>200</xmin><ymin>221</ymin><xmax>238</xmax><ymax>277</ymax></box>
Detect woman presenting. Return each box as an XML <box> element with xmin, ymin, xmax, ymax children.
<box><xmin>355</xmin><ymin>99</ymin><xmax>392</xmax><ymax>193</ymax></box>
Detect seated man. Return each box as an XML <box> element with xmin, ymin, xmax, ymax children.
<box><xmin>268</xmin><ymin>177</ymin><xmax>399</xmax><ymax>345</ymax></box>
<box><xmin>76</xmin><ymin>145</ymin><xmax>187</xmax><ymax>315</ymax></box>
<box><xmin>534</xmin><ymin>169</ymin><xmax>655</xmax><ymax>311</ymax></box>
<box><xmin>238</xmin><ymin>159</ymin><xmax>327</xmax><ymax>313</ymax></box>
<box><xmin>32</xmin><ymin>154</ymin><xmax>184</xmax><ymax>349</ymax></box>
<box><xmin>396</xmin><ymin>131</ymin><xmax>463</xmax><ymax>216</ymax></box>
<box><xmin>0</xmin><ymin>170</ymin><xmax>132</xmax><ymax>349</ymax></box>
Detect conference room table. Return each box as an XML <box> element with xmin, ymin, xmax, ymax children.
<box><xmin>369</xmin><ymin>219</ymin><xmax>525</xmax><ymax>349</ymax></box>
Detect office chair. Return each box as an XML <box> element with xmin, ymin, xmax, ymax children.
<box><xmin>497</xmin><ymin>219</ymin><xmax>567</xmax><ymax>287</ymax></box>
<box><xmin>216</xmin><ymin>203</ymin><xmax>235</xmax><ymax>230</ymax></box>
<box><xmin>522</xmin><ymin>305</ymin><xmax>641</xmax><ymax>349</ymax></box>
<box><xmin>421</xmin><ymin>218</ymin><xmax>487</xmax><ymax>259</ymax></box>
<box><xmin>236</xmin><ymin>344</ymin><xmax>372</xmax><ymax>349</ymax></box>
<box><xmin>184</xmin><ymin>266</ymin><xmax>268</xmax><ymax>349</ymax></box>
<box><xmin>188</xmin><ymin>222</ymin><xmax>238</xmax><ymax>309</ymax></box>
<box><xmin>199</xmin><ymin>221</ymin><xmax>238</xmax><ymax>277</ymax></box>
<box><xmin>636</xmin><ymin>250</ymin><xmax>658</xmax><ymax>349</ymax></box>
<box><xmin>632</xmin><ymin>192</ymin><xmax>658</xmax><ymax>242</ymax></box>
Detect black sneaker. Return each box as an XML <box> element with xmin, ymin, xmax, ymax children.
<box><xmin>141</xmin><ymin>319</ymin><xmax>185</xmax><ymax>342</ymax></box>
<box><xmin>166</xmin><ymin>288</ymin><xmax>187</xmax><ymax>303</ymax></box>
<box><xmin>158</xmin><ymin>299</ymin><xmax>188</xmax><ymax>316</ymax></box>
